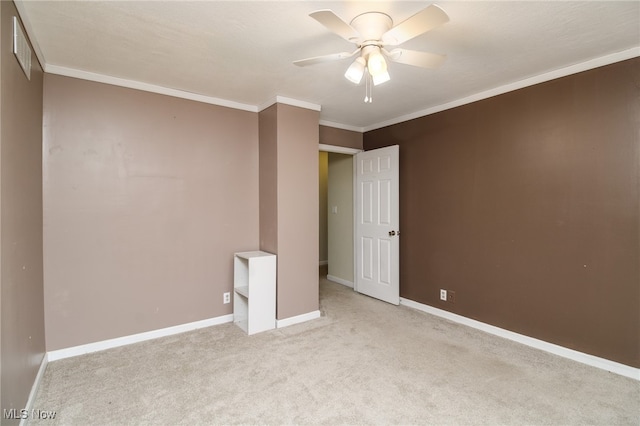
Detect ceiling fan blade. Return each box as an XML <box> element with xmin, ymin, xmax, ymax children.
<box><xmin>309</xmin><ymin>10</ymin><xmax>360</xmax><ymax>42</ymax></box>
<box><xmin>386</xmin><ymin>48</ymin><xmax>446</xmax><ymax>69</ymax></box>
<box><xmin>382</xmin><ymin>5</ymin><xmax>449</xmax><ymax>46</ymax></box>
<box><xmin>293</xmin><ymin>51</ymin><xmax>357</xmax><ymax>67</ymax></box>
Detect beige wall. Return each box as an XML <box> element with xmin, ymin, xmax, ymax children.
<box><xmin>260</xmin><ymin>103</ymin><xmax>319</xmax><ymax>320</ymax></box>
<box><xmin>318</xmin><ymin>152</ymin><xmax>328</xmax><ymax>264</ymax></box>
<box><xmin>1</xmin><ymin>2</ymin><xmax>45</xmax><ymax>420</ymax></box>
<box><xmin>259</xmin><ymin>105</ymin><xmax>278</xmax><ymax>255</ymax></box>
<box><xmin>43</xmin><ymin>74</ymin><xmax>259</xmax><ymax>350</ymax></box>
<box><xmin>327</xmin><ymin>153</ymin><xmax>354</xmax><ymax>284</ymax></box>
<box><xmin>276</xmin><ymin>104</ymin><xmax>319</xmax><ymax>319</ymax></box>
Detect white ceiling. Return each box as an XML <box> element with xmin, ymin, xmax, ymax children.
<box><xmin>17</xmin><ymin>1</ymin><xmax>640</xmax><ymax>131</ymax></box>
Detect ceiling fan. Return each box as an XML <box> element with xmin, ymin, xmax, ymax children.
<box><xmin>293</xmin><ymin>4</ymin><xmax>449</xmax><ymax>102</ymax></box>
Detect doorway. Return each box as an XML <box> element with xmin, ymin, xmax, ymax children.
<box><xmin>319</xmin><ymin>145</ymin><xmax>360</xmax><ymax>288</ymax></box>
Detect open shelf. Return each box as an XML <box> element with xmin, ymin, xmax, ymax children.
<box><xmin>234</xmin><ymin>286</ymin><xmax>249</xmax><ymax>299</ymax></box>
<box><xmin>233</xmin><ymin>251</ymin><xmax>276</xmax><ymax>335</ymax></box>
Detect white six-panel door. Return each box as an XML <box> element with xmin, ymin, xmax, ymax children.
<box><xmin>355</xmin><ymin>145</ymin><xmax>399</xmax><ymax>305</ymax></box>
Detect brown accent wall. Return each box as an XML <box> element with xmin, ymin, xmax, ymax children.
<box><xmin>364</xmin><ymin>58</ymin><xmax>640</xmax><ymax>368</ymax></box>
<box><xmin>43</xmin><ymin>74</ymin><xmax>259</xmax><ymax>351</ymax></box>
<box><xmin>0</xmin><ymin>1</ymin><xmax>45</xmax><ymax>421</ymax></box>
<box><xmin>319</xmin><ymin>125</ymin><xmax>362</xmax><ymax>150</ymax></box>
<box><xmin>259</xmin><ymin>104</ymin><xmax>319</xmax><ymax>320</ymax></box>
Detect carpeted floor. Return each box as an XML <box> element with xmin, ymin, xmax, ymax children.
<box><xmin>30</xmin><ymin>273</ymin><xmax>639</xmax><ymax>425</ymax></box>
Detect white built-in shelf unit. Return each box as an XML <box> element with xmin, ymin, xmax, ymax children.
<box><xmin>233</xmin><ymin>251</ymin><xmax>276</xmax><ymax>335</ymax></box>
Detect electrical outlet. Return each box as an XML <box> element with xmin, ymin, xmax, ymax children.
<box><xmin>223</xmin><ymin>292</ymin><xmax>230</xmax><ymax>304</ymax></box>
<box><xmin>440</xmin><ymin>289</ymin><xmax>447</xmax><ymax>301</ymax></box>
<box><xmin>447</xmin><ymin>290</ymin><xmax>456</xmax><ymax>303</ymax></box>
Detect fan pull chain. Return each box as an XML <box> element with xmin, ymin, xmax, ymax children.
<box><xmin>364</xmin><ymin>70</ymin><xmax>369</xmax><ymax>103</ymax></box>
<box><xmin>364</xmin><ymin>69</ymin><xmax>373</xmax><ymax>103</ymax></box>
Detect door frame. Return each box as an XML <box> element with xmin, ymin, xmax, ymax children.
<box><xmin>318</xmin><ymin>144</ymin><xmax>362</xmax><ymax>289</ymax></box>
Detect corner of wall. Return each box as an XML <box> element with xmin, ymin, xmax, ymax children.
<box><xmin>1</xmin><ymin>0</ymin><xmax>46</xmax><ymax>417</ymax></box>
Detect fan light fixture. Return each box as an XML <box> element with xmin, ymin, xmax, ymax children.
<box><xmin>345</xmin><ymin>46</ymin><xmax>391</xmax><ymax>87</ymax></box>
<box><xmin>344</xmin><ymin>56</ymin><xmax>366</xmax><ymax>84</ymax></box>
<box><xmin>345</xmin><ymin>46</ymin><xmax>391</xmax><ymax>102</ymax></box>
<box><xmin>372</xmin><ymin>70</ymin><xmax>390</xmax><ymax>85</ymax></box>
<box><xmin>294</xmin><ymin>5</ymin><xmax>450</xmax><ymax>104</ymax></box>
<box><xmin>366</xmin><ymin>47</ymin><xmax>387</xmax><ymax>78</ymax></box>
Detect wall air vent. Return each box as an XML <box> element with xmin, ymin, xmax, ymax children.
<box><xmin>13</xmin><ymin>16</ymin><xmax>31</xmax><ymax>80</ymax></box>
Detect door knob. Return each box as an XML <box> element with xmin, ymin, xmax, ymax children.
<box><xmin>389</xmin><ymin>230</ymin><xmax>396</xmax><ymax>236</ymax></box>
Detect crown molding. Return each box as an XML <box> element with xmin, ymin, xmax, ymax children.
<box><xmin>319</xmin><ymin>120</ymin><xmax>365</xmax><ymax>133</ymax></box>
<box><xmin>45</xmin><ymin>64</ymin><xmax>258</xmax><ymax>112</ymax></box>
<box><xmin>364</xmin><ymin>47</ymin><xmax>640</xmax><ymax>132</ymax></box>
<box><xmin>14</xmin><ymin>1</ymin><xmax>46</xmax><ymax>68</ymax></box>
<box><xmin>258</xmin><ymin>96</ymin><xmax>321</xmax><ymax>113</ymax></box>
<box><xmin>17</xmin><ymin>0</ymin><xmax>638</xmax><ymax>135</ymax></box>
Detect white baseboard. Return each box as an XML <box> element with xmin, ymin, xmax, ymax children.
<box><xmin>326</xmin><ymin>275</ymin><xmax>354</xmax><ymax>288</ymax></box>
<box><xmin>276</xmin><ymin>310</ymin><xmax>321</xmax><ymax>329</ymax></box>
<box><xmin>19</xmin><ymin>353</ymin><xmax>49</xmax><ymax>426</ymax></box>
<box><xmin>47</xmin><ymin>314</ymin><xmax>234</xmax><ymax>362</ymax></box>
<box><xmin>400</xmin><ymin>298</ymin><xmax>639</xmax><ymax>381</ymax></box>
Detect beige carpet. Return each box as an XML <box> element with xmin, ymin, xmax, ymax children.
<box><xmin>30</xmin><ymin>274</ymin><xmax>639</xmax><ymax>425</ymax></box>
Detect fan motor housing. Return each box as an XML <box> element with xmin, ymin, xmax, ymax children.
<box><xmin>349</xmin><ymin>12</ymin><xmax>393</xmax><ymax>45</ymax></box>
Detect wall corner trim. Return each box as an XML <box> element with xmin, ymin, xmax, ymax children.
<box><xmin>327</xmin><ymin>275</ymin><xmax>354</xmax><ymax>288</ymax></box>
<box><xmin>400</xmin><ymin>298</ymin><xmax>640</xmax><ymax>381</ymax></box>
<box><xmin>19</xmin><ymin>353</ymin><xmax>49</xmax><ymax>426</ymax></box>
<box><xmin>318</xmin><ymin>144</ymin><xmax>361</xmax><ymax>155</ymax></box>
<box><xmin>276</xmin><ymin>310</ymin><xmax>321</xmax><ymax>329</ymax></box>
<box><xmin>258</xmin><ymin>96</ymin><xmax>321</xmax><ymax>113</ymax></box>
<box><xmin>47</xmin><ymin>314</ymin><xmax>234</xmax><ymax>362</ymax></box>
